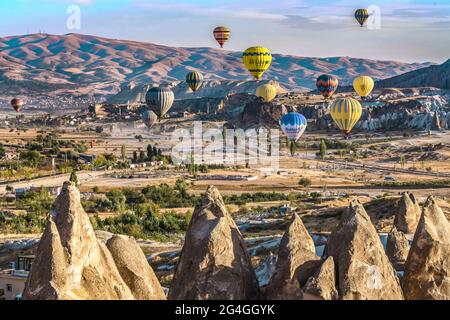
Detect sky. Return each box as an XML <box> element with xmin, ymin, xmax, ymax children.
<box><xmin>0</xmin><ymin>0</ymin><xmax>449</xmax><ymax>63</ymax></box>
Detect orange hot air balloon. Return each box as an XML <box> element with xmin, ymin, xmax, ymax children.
<box><xmin>213</xmin><ymin>26</ymin><xmax>231</xmax><ymax>48</ymax></box>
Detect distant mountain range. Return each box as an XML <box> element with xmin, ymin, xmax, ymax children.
<box><xmin>0</xmin><ymin>33</ymin><xmax>434</xmax><ymax>100</ymax></box>
<box><xmin>377</xmin><ymin>59</ymin><xmax>450</xmax><ymax>89</ymax></box>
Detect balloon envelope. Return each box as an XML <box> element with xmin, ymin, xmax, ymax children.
<box><xmin>186</xmin><ymin>71</ymin><xmax>204</xmax><ymax>92</ymax></box>
<box><xmin>11</xmin><ymin>98</ymin><xmax>24</xmax><ymax>112</ymax></box>
<box><xmin>280</xmin><ymin>112</ymin><xmax>307</xmax><ymax>142</ymax></box>
<box><xmin>142</xmin><ymin>110</ymin><xmax>158</xmax><ymax>129</ymax></box>
<box><xmin>316</xmin><ymin>75</ymin><xmax>339</xmax><ymax>99</ymax></box>
<box><xmin>355</xmin><ymin>9</ymin><xmax>369</xmax><ymax>27</ymax></box>
<box><xmin>243</xmin><ymin>47</ymin><xmax>272</xmax><ymax>80</ymax></box>
<box><xmin>330</xmin><ymin>98</ymin><xmax>362</xmax><ymax>136</ymax></box>
<box><xmin>145</xmin><ymin>87</ymin><xmax>175</xmax><ymax>118</ymax></box>
<box><xmin>213</xmin><ymin>26</ymin><xmax>231</xmax><ymax>48</ymax></box>
<box><xmin>353</xmin><ymin>76</ymin><xmax>374</xmax><ymax>98</ymax></box>
<box><xmin>256</xmin><ymin>84</ymin><xmax>277</xmax><ymax>102</ymax></box>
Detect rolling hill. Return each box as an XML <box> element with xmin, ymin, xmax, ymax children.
<box><xmin>377</xmin><ymin>59</ymin><xmax>450</xmax><ymax>89</ymax></box>
<box><xmin>0</xmin><ymin>33</ymin><xmax>432</xmax><ymax>100</ymax></box>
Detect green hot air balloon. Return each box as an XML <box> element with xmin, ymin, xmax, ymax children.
<box><xmin>186</xmin><ymin>71</ymin><xmax>204</xmax><ymax>93</ymax></box>
<box><xmin>145</xmin><ymin>87</ymin><xmax>175</xmax><ymax>118</ymax></box>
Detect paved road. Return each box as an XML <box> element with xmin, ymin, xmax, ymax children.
<box><xmin>0</xmin><ymin>171</ymin><xmax>106</xmax><ymax>195</ymax></box>
<box><xmin>322</xmin><ymin>159</ymin><xmax>450</xmax><ymax>178</ymax></box>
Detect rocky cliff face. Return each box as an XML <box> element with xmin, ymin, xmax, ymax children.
<box><xmin>403</xmin><ymin>197</ymin><xmax>450</xmax><ymax>300</ymax></box>
<box><xmin>240</xmin><ymin>99</ymin><xmax>287</xmax><ymax>129</ymax></box>
<box><xmin>168</xmin><ymin>185</ymin><xmax>259</xmax><ymax>300</ymax></box>
<box><xmin>265</xmin><ymin>214</ymin><xmax>320</xmax><ymax>300</ymax></box>
<box><xmin>106</xmin><ymin>235</ymin><xmax>166</xmax><ymax>300</ymax></box>
<box><xmin>386</xmin><ymin>228</ymin><xmax>410</xmax><ymax>271</ymax></box>
<box><xmin>394</xmin><ymin>192</ymin><xmax>422</xmax><ymax>235</ymax></box>
<box><xmin>325</xmin><ymin>200</ymin><xmax>404</xmax><ymax>300</ymax></box>
<box><xmin>22</xmin><ymin>182</ymin><xmax>164</xmax><ymax>300</ymax></box>
<box><xmin>303</xmin><ymin>256</ymin><xmax>338</xmax><ymax>300</ymax></box>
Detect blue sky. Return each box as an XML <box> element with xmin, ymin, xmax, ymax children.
<box><xmin>0</xmin><ymin>0</ymin><xmax>449</xmax><ymax>63</ymax></box>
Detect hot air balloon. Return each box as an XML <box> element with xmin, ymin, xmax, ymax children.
<box><xmin>353</xmin><ymin>76</ymin><xmax>374</xmax><ymax>99</ymax></box>
<box><xmin>213</xmin><ymin>26</ymin><xmax>231</xmax><ymax>48</ymax></box>
<box><xmin>330</xmin><ymin>98</ymin><xmax>362</xmax><ymax>138</ymax></box>
<box><xmin>355</xmin><ymin>9</ymin><xmax>369</xmax><ymax>27</ymax></box>
<box><xmin>11</xmin><ymin>98</ymin><xmax>24</xmax><ymax>112</ymax></box>
<box><xmin>243</xmin><ymin>47</ymin><xmax>272</xmax><ymax>80</ymax></box>
<box><xmin>280</xmin><ymin>112</ymin><xmax>307</xmax><ymax>156</ymax></box>
<box><xmin>145</xmin><ymin>87</ymin><xmax>175</xmax><ymax>118</ymax></box>
<box><xmin>316</xmin><ymin>75</ymin><xmax>339</xmax><ymax>100</ymax></box>
<box><xmin>186</xmin><ymin>71</ymin><xmax>204</xmax><ymax>93</ymax></box>
<box><xmin>142</xmin><ymin>110</ymin><xmax>158</xmax><ymax>129</ymax></box>
<box><xmin>256</xmin><ymin>84</ymin><xmax>277</xmax><ymax>102</ymax></box>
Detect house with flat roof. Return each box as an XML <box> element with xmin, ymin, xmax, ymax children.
<box><xmin>0</xmin><ymin>255</ymin><xmax>34</xmax><ymax>300</ymax></box>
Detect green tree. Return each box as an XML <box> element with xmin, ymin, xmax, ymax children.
<box><xmin>290</xmin><ymin>141</ymin><xmax>297</xmax><ymax>156</ymax></box>
<box><xmin>70</xmin><ymin>169</ymin><xmax>78</xmax><ymax>186</ymax></box>
<box><xmin>175</xmin><ymin>178</ymin><xmax>188</xmax><ymax>197</ymax></box>
<box><xmin>320</xmin><ymin>140</ymin><xmax>327</xmax><ymax>160</ymax></box>
<box><xmin>399</xmin><ymin>155</ymin><xmax>406</xmax><ymax>169</ymax></box>
<box><xmin>298</xmin><ymin>177</ymin><xmax>312</xmax><ymax>187</ymax></box>
<box><xmin>147</xmin><ymin>144</ymin><xmax>154</xmax><ymax>161</ymax></box>
<box><xmin>133</xmin><ymin>151</ymin><xmax>138</xmax><ymax>164</ymax></box>
<box><xmin>121</xmin><ymin>145</ymin><xmax>127</xmax><ymax>161</ymax></box>
<box><xmin>139</xmin><ymin>151</ymin><xmax>146</xmax><ymax>163</ymax></box>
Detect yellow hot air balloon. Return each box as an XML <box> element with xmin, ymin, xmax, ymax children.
<box><xmin>330</xmin><ymin>98</ymin><xmax>362</xmax><ymax>138</ymax></box>
<box><xmin>256</xmin><ymin>84</ymin><xmax>277</xmax><ymax>102</ymax></box>
<box><xmin>243</xmin><ymin>47</ymin><xmax>272</xmax><ymax>80</ymax></box>
<box><xmin>353</xmin><ymin>76</ymin><xmax>374</xmax><ymax>98</ymax></box>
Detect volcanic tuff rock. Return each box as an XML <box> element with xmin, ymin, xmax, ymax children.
<box><xmin>403</xmin><ymin>197</ymin><xmax>450</xmax><ymax>300</ymax></box>
<box><xmin>394</xmin><ymin>192</ymin><xmax>421</xmax><ymax>234</ymax></box>
<box><xmin>240</xmin><ymin>99</ymin><xmax>287</xmax><ymax>129</ymax></box>
<box><xmin>168</xmin><ymin>185</ymin><xmax>259</xmax><ymax>300</ymax></box>
<box><xmin>325</xmin><ymin>199</ymin><xmax>403</xmax><ymax>300</ymax></box>
<box><xmin>106</xmin><ymin>235</ymin><xmax>166</xmax><ymax>300</ymax></box>
<box><xmin>23</xmin><ymin>182</ymin><xmax>134</xmax><ymax>300</ymax></box>
<box><xmin>303</xmin><ymin>256</ymin><xmax>338</xmax><ymax>300</ymax></box>
<box><xmin>265</xmin><ymin>214</ymin><xmax>320</xmax><ymax>300</ymax></box>
<box><xmin>386</xmin><ymin>228</ymin><xmax>410</xmax><ymax>270</ymax></box>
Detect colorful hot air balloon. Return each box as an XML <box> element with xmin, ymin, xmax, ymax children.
<box><xmin>213</xmin><ymin>26</ymin><xmax>231</xmax><ymax>48</ymax></box>
<box><xmin>256</xmin><ymin>84</ymin><xmax>277</xmax><ymax>102</ymax></box>
<box><xmin>280</xmin><ymin>112</ymin><xmax>307</xmax><ymax>142</ymax></box>
<box><xmin>186</xmin><ymin>71</ymin><xmax>204</xmax><ymax>93</ymax></box>
<box><xmin>11</xmin><ymin>98</ymin><xmax>24</xmax><ymax>112</ymax></box>
<box><xmin>145</xmin><ymin>87</ymin><xmax>175</xmax><ymax>118</ymax></box>
<box><xmin>355</xmin><ymin>9</ymin><xmax>369</xmax><ymax>27</ymax></box>
<box><xmin>243</xmin><ymin>47</ymin><xmax>272</xmax><ymax>80</ymax></box>
<box><xmin>316</xmin><ymin>75</ymin><xmax>339</xmax><ymax>100</ymax></box>
<box><xmin>142</xmin><ymin>110</ymin><xmax>158</xmax><ymax>129</ymax></box>
<box><xmin>330</xmin><ymin>98</ymin><xmax>362</xmax><ymax>138</ymax></box>
<box><xmin>353</xmin><ymin>76</ymin><xmax>374</xmax><ymax>99</ymax></box>
<box><xmin>280</xmin><ymin>112</ymin><xmax>307</xmax><ymax>156</ymax></box>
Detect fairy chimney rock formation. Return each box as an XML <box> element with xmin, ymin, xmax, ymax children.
<box><xmin>106</xmin><ymin>235</ymin><xmax>167</xmax><ymax>300</ymax></box>
<box><xmin>325</xmin><ymin>199</ymin><xmax>404</xmax><ymax>300</ymax></box>
<box><xmin>403</xmin><ymin>197</ymin><xmax>450</xmax><ymax>300</ymax></box>
<box><xmin>265</xmin><ymin>214</ymin><xmax>320</xmax><ymax>300</ymax></box>
<box><xmin>386</xmin><ymin>228</ymin><xmax>410</xmax><ymax>270</ymax></box>
<box><xmin>394</xmin><ymin>192</ymin><xmax>421</xmax><ymax>234</ymax></box>
<box><xmin>23</xmin><ymin>182</ymin><xmax>134</xmax><ymax>300</ymax></box>
<box><xmin>168</xmin><ymin>185</ymin><xmax>259</xmax><ymax>300</ymax></box>
<box><xmin>303</xmin><ymin>256</ymin><xmax>338</xmax><ymax>300</ymax></box>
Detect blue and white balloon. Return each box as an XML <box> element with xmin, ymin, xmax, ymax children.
<box><xmin>280</xmin><ymin>112</ymin><xmax>307</xmax><ymax>142</ymax></box>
